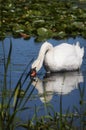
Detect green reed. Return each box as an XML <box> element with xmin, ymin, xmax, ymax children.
<box><xmin>19</xmin><ymin>84</ymin><xmax>86</xmax><ymax>130</ymax></box>
<box><xmin>20</xmin><ymin>88</ymin><xmax>86</xmax><ymax>130</ymax></box>
<box><xmin>0</xmin><ymin>38</ymin><xmax>34</xmax><ymax>130</ymax></box>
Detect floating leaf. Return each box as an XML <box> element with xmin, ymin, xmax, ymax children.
<box><xmin>37</xmin><ymin>27</ymin><xmax>48</xmax><ymax>36</ymax></box>
<box><xmin>12</xmin><ymin>24</ymin><xmax>24</xmax><ymax>33</ymax></box>
<box><xmin>0</xmin><ymin>0</ymin><xmax>86</xmax><ymax>40</ymax></box>
<box><xmin>33</xmin><ymin>20</ymin><xmax>45</xmax><ymax>27</ymax></box>
<box><xmin>37</xmin><ymin>27</ymin><xmax>52</xmax><ymax>37</ymax></box>
<box><xmin>57</xmin><ymin>31</ymin><xmax>66</xmax><ymax>38</ymax></box>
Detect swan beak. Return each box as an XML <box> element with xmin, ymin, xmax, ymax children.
<box><xmin>30</xmin><ymin>68</ymin><xmax>37</xmax><ymax>78</ymax></box>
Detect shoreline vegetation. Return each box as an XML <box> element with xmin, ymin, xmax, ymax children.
<box><xmin>0</xmin><ymin>0</ymin><xmax>86</xmax><ymax>41</ymax></box>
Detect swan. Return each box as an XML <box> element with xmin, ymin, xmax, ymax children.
<box><xmin>30</xmin><ymin>41</ymin><xmax>84</xmax><ymax>77</ymax></box>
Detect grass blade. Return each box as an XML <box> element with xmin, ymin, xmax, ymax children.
<box><xmin>5</xmin><ymin>38</ymin><xmax>12</xmax><ymax>74</ymax></box>
<box><xmin>7</xmin><ymin>58</ymin><xmax>33</xmax><ymax>109</ymax></box>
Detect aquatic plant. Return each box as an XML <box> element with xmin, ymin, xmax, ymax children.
<box><xmin>0</xmin><ymin>0</ymin><xmax>86</xmax><ymax>41</ymax></box>
<box><xmin>17</xmin><ymin>89</ymin><xmax>86</xmax><ymax>130</ymax></box>
<box><xmin>0</xmin><ymin>39</ymin><xmax>34</xmax><ymax>130</ymax></box>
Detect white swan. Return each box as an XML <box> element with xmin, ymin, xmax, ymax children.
<box><xmin>31</xmin><ymin>41</ymin><xmax>84</xmax><ymax>76</ymax></box>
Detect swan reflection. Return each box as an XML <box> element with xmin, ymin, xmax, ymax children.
<box><xmin>32</xmin><ymin>71</ymin><xmax>83</xmax><ymax>103</ymax></box>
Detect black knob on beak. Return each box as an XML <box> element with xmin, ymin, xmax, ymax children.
<box><xmin>30</xmin><ymin>67</ymin><xmax>36</xmax><ymax>78</ymax></box>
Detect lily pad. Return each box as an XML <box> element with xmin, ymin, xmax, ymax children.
<box><xmin>37</xmin><ymin>27</ymin><xmax>48</xmax><ymax>36</ymax></box>
<box><xmin>37</xmin><ymin>27</ymin><xmax>52</xmax><ymax>37</ymax></box>
<box><xmin>0</xmin><ymin>0</ymin><xmax>86</xmax><ymax>40</ymax></box>
<box><xmin>12</xmin><ymin>24</ymin><xmax>25</xmax><ymax>33</ymax></box>
<box><xmin>33</xmin><ymin>20</ymin><xmax>45</xmax><ymax>27</ymax></box>
<box><xmin>57</xmin><ymin>31</ymin><xmax>66</xmax><ymax>39</ymax></box>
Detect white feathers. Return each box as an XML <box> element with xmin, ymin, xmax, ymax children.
<box><xmin>75</xmin><ymin>41</ymin><xmax>84</xmax><ymax>58</ymax></box>
<box><xmin>31</xmin><ymin>41</ymin><xmax>84</xmax><ymax>72</ymax></box>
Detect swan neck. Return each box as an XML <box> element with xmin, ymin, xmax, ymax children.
<box><xmin>37</xmin><ymin>42</ymin><xmax>53</xmax><ymax>71</ymax></box>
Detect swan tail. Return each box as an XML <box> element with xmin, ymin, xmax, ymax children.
<box><xmin>75</xmin><ymin>41</ymin><xmax>84</xmax><ymax>58</ymax></box>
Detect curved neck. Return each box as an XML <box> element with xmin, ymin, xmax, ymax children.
<box><xmin>36</xmin><ymin>42</ymin><xmax>53</xmax><ymax>72</ymax></box>
<box><xmin>38</xmin><ymin>42</ymin><xmax>53</xmax><ymax>59</ymax></box>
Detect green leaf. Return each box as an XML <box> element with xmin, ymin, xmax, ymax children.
<box><xmin>37</xmin><ymin>27</ymin><xmax>48</xmax><ymax>36</ymax></box>
<box><xmin>13</xmin><ymin>82</ymin><xmax>21</xmax><ymax>108</ymax></box>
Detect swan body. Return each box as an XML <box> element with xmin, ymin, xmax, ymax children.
<box><xmin>31</xmin><ymin>41</ymin><xmax>84</xmax><ymax>73</ymax></box>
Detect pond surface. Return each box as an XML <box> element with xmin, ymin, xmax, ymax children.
<box><xmin>0</xmin><ymin>37</ymin><xmax>86</xmax><ymax>129</ymax></box>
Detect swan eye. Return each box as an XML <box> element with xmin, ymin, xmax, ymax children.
<box><xmin>30</xmin><ymin>67</ymin><xmax>36</xmax><ymax>78</ymax></box>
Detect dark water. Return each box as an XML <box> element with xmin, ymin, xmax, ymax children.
<box><xmin>0</xmin><ymin>37</ymin><xmax>86</xmax><ymax>128</ymax></box>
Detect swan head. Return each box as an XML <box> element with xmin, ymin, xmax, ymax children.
<box><xmin>30</xmin><ymin>59</ymin><xmax>41</xmax><ymax>78</ymax></box>
<box><xmin>30</xmin><ymin>67</ymin><xmax>37</xmax><ymax>78</ymax></box>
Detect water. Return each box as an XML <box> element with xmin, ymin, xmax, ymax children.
<box><xmin>0</xmin><ymin>37</ymin><xmax>86</xmax><ymax>128</ymax></box>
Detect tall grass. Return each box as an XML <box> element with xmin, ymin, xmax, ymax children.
<box><xmin>18</xmin><ymin>87</ymin><xmax>86</xmax><ymax>130</ymax></box>
<box><xmin>0</xmin><ymin>38</ymin><xmax>34</xmax><ymax>130</ymax></box>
